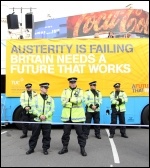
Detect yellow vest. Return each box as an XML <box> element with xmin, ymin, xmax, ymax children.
<box><xmin>110</xmin><ymin>91</ymin><xmax>128</xmax><ymax>112</ymax></box>
<box><xmin>33</xmin><ymin>94</ymin><xmax>55</xmax><ymax>122</ymax></box>
<box><xmin>84</xmin><ymin>89</ymin><xmax>102</xmax><ymax>112</ymax></box>
<box><xmin>61</xmin><ymin>87</ymin><xmax>85</xmax><ymax>122</ymax></box>
<box><xmin>20</xmin><ymin>91</ymin><xmax>37</xmax><ymax>114</ymax></box>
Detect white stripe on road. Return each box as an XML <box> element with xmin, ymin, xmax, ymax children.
<box><xmin>105</xmin><ymin>129</ymin><xmax>120</xmax><ymax>164</ymax></box>
<box><xmin>1</xmin><ymin>131</ymin><xmax>7</xmax><ymax>135</ymax></box>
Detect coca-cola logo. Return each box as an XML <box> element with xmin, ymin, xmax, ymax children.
<box><xmin>67</xmin><ymin>9</ymin><xmax>149</xmax><ymax>37</ymax></box>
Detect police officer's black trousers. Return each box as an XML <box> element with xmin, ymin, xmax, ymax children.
<box><xmin>109</xmin><ymin>108</ymin><xmax>126</xmax><ymax>135</ymax></box>
<box><xmin>21</xmin><ymin>111</ymin><xmax>33</xmax><ymax>135</ymax></box>
<box><xmin>83</xmin><ymin>111</ymin><xmax>100</xmax><ymax>136</ymax></box>
<box><xmin>61</xmin><ymin>121</ymin><xmax>86</xmax><ymax>147</ymax></box>
<box><xmin>29</xmin><ymin>123</ymin><xmax>51</xmax><ymax>150</ymax></box>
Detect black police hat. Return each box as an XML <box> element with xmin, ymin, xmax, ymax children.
<box><xmin>39</xmin><ymin>82</ymin><xmax>50</xmax><ymax>88</ymax></box>
<box><xmin>25</xmin><ymin>83</ymin><xmax>32</xmax><ymax>88</ymax></box>
<box><xmin>68</xmin><ymin>77</ymin><xmax>77</xmax><ymax>82</ymax></box>
<box><xmin>89</xmin><ymin>81</ymin><xmax>97</xmax><ymax>85</ymax></box>
<box><xmin>113</xmin><ymin>83</ymin><xmax>121</xmax><ymax>88</ymax></box>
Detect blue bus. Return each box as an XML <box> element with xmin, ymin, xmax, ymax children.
<box><xmin>1</xmin><ymin>37</ymin><xmax>149</xmax><ymax>129</ymax></box>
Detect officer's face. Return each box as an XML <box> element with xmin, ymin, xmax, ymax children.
<box><xmin>115</xmin><ymin>87</ymin><xmax>120</xmax><ymax>91</ymax></box>
<box><xmin>69</xmin><ymin>81</ymin><xmax>77</xmax><ymax>88</ymax></box>
<box><xmin>26</xmin><ymin>87</ymin><xmax>32</xmax><ymax>91</ymax></box>
<box><xmin>40</xmin><ymin>86</ymin><xmax>49</xmax><ymax>94</ymax></box>
<box><xmin>90</xmin><ymin>84</ymin><xmax>96</xmax><ymax>89</ymax></box>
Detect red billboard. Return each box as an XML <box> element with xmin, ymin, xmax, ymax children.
<box><xmin>67</xmin><ymin>9</ymin><xmax>149</xmax><ymax>37</ymax></box>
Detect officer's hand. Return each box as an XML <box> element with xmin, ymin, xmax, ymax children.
<box><xmin>117</xmin><ymin>98</ymin><xmax>122</xmax><ymax>105</ymax></box>
<box><xmin>40</xmin><ymin>115</ymin><xmax>46</xmax><ymax>120</ymax></box>
<box><xmin>25</xmin><ymin>107</ymin><xmax>30</xmax><ymax>111</ymax></box>
<box><xmin>95</xmin><ymin>104</ymin><xmax>99</xmax><ymax>108</ymax></box>
<box><xmin>65</xmin><ymin>102</ymin><xmax>72</xmax><ymax>108</ymax></box>
<box><xmin>66</xmin><ymin>98</ymin><xmax>70</xmax><ymax>102</ymax></box>
<box><xmin>92</xmin><ymin>105</ymin><xmax>97</xmax><ymax>110</ymax></box>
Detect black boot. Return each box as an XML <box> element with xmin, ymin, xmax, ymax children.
<box><xmin>121</xmin><ymin>134</ymin><xmax>128</xmax><ymax>138</ymax></box>
<box><xmin>58</xmin><ymin>146</ymin><xmax>68</xmax><ymax>154</ymax></box>
<box><xmin>84</xmin><ymin>134</ymin><xmax>88</xmax><ymax>139</ymax></box>
<box><xmin>109</xmin><ymin>134</ymin><xmax>114</xmax><ymax>138</ymax></box>
<box><xmin>43</xmin><ymin>149</ymin><xmax>48</xmax><ymax>155</ymax></box>
<box><xmin>95</xmin><ymin>134</ymin><xmax>101</xmax><ymax>139</ymax></box>
<box><xmin>80</xmin><ymin>147</ymin><xmax>87</xmax><ymax>156</ymax></box>
<box><xmin>20</xmin><ymin>134</ymin><xmax>27</xmax><ymax>139</ymax></box>
<box><xmin>26</xmin><ymin>149</ymin><xmax>34</xmax><ymax>155</ymax></box>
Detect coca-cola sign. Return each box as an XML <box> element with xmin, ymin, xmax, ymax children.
<box><xmin>67</xmin><ymin>9</ymin><xmax>149</xmax><ymax>37</ymax></box>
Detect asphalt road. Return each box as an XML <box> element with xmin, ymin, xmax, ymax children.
<box><xmin>1</xmin><ymin>126</ymin><xmax>149</xmax><ymax>167</ymax></box>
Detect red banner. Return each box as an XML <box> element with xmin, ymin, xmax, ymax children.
<box><xmin>67</xmin><ymin>9</ymin><xmax>149</xmax><ymax>37</ymax></box>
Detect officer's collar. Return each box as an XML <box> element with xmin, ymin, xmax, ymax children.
<box><xmin>91</xmin><ymin>89</ymin><xmax>96</xmax><ymax>91</ymax></box>
<box><xmin>69</xmin><ymin>86</ymin><xmax>77</xmax><ymax>90</ymax></box>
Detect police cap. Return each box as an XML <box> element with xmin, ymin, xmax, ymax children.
<box><xmin>25</xmin><ymin>83</ymin><xmax>32</xmax><ymax>88</ymax></box>
<box><xmin>113</xmin><ymin>83</ymin><xmax>121</xmax><ymax>88</ymax></box>
<box><xmin>89</xmin><ymin>81</ymin><xmax>97</xmax><ymax>86</ymax></box>
<box><xmin>39</xmin><ymin>82</ymin><xmax>50</xmax><ymax>89</ymax></box>
<box><xmin>68</xmin><ymin>77</ymin><xmax>77</xmax><ymax>82</ymax></box>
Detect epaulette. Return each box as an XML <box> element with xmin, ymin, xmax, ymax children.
<box><xmin>33</xmin><ymin>91</ymin><xmax>36</xmax><ymax>93</ymax></box>
<box><xmin>120</xmin><ymin>90</ymin><xmax>124</xmax><ymax>92</ymax></box>
<box><xmin>76</xmin><ymin>88</ymin><xmax>82</xmax><ymax>92</ymax></box>
<box><xmin>33</xmin><ymin>94</ymin><xmax>37</xmax><ymax>97</ymax></box>
<box><xmin>97</xmin><ymin>90</ymin><xmax>100</xmax><ymax>92</ymax></box>
<box><xmin>86</xmin><ymin>89</ymin><xmax>89</xmax><ymax>91</ymax></box>
<box><xmin>110</xmin><ymin>91</ymin><xmax>114</xmax><ymax>94</ymax></box>
<box><xmin>22</xmin><ymin>91</ymin><xmax>25</xmax><ymax>93</ymax></box>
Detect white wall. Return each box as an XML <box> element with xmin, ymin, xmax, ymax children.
<box><xmin>1</xmin><ymin>40</ymin><xmax>6</xmax><ymax>75</ymax></box>
<box><xmin>1</xmin><ymin>4</ymin><xmax>8</xmax><ymax>75</ymax></box>
<box><xmin>1</xmin><ymin>3</ymin><xmax>33</xmax><ymax>75</ymax></box>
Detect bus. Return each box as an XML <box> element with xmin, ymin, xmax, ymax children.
<box><xmin>1</xmin><ymin>8</ymin><xmax>149</xmax><ymax>129</ymax></box>
<box><xmin>1</xmin><ymin>37</ymin><xmax>149</xmax><ymax>129</ymax></box>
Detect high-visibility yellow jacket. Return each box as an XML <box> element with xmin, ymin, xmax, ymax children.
<box><xmin>110</xmin><ymin>90</ymin><xmax>128</xmax><ymax>112</ymax></box>
<box><xmin>33</xmin><ymin>94</ymin><xmax>55</xmax><ymax>122</ymax></box>
<box><xmin>61</xmin><ymin>87</ymin><xmax>85</xmax><ymax>122</ymax></box>
<box><xmin>20</xmin><ymin>90</ymin><xmax>37</xmax><ymax>114</ymax></box>
<box><xmin>84</xmin><ymin>89</ymin><xmax>102</xmax><ymax>112</ymax></box>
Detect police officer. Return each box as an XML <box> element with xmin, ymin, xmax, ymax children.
<box><xmin>108</xmin><ymin>31</ymin><xmax>115</xmax><ymax>38</ymax></box>
<box><xmin>58</xmin><ymin>77</ymin><xmax>87</xmax><ymax>156</ymax></box>
<box><xmin>83</xmin><ymin>81</ymin><xmax>102</xmax><ymax>139</ymax></box>
<box><xmin>94</xmin><ymin>33</ymin><xmax>100</xmax><ymax>38</ymax></box>
<box><xmin>109</xmin><ymin>83</ymin><xmax>128</xmax><ymax>138</ymax></box>
<box><xmin>20</xmin><ymin>83</ymin><xmax>37</xmax><ymax>138</ymax></box>
<box><xmin>26</xmin><ymin>83</ymin><xmax>55</xmax><ymax>155</ymax></box>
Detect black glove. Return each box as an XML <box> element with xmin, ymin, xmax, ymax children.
<box><xmin>22</xmin><ymin>109</ymin><xmax>26</xmax><ymax>115</ymax></box>
<box><xmin>95</xmin><ymin>104</ymin><xmax>99</xmax><ymax>108</ymax></box>
<box><xmin>106</xmin><ymin>109</ymin><xmax>110</xmax><ymax>115</ymax></box>
<box><xmin>117</xmin><ymin>98</ymin><xmax>122</xmax><ymax>105</ymax></box>
<box><xmin>111</xmin><ymin>104</ymin><xmax>116</xmax><ymax>108</ymax></box>
<box><xmin>89</xmin><ymin>104</ymin><xmax>93</xmax><ymax>109</ymax></box>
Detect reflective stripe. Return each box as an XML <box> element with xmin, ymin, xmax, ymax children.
<box><xmin>88</xmin><ymin>98</ymin><xmax>93</xmax><ymax>100</ymax></box>
<box><xmin>71</xmin><ymin>117</ymin><xmax>85</xmax><ymax>120</ymax></box>
<box><xmin>61</xmin><ymin>117</ymin><xmax>68</xmax><ymax>120</ymax></box>
<box><xmin>61</xmin><ymin>117</ymin><xmax>85</xmax><ymax>120</ymax></box>
<box><xmin>76</xmin><ymin>89</ymin><xmax>80</xmax><ymax>104</ymax></box>
<box><xmin>76</xmin><ymin>97</ymin><xmax>78</xmax><ymax>104</ymax></box>
<box><xmin>72</xmin><ymin>105</ymin><xmax>82</xmax><ymax>108</ymax></box>
<box><xmin>35</xmin><ymin>96</ymin><xmax>38</xmax><ymax>108</ymax></box>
